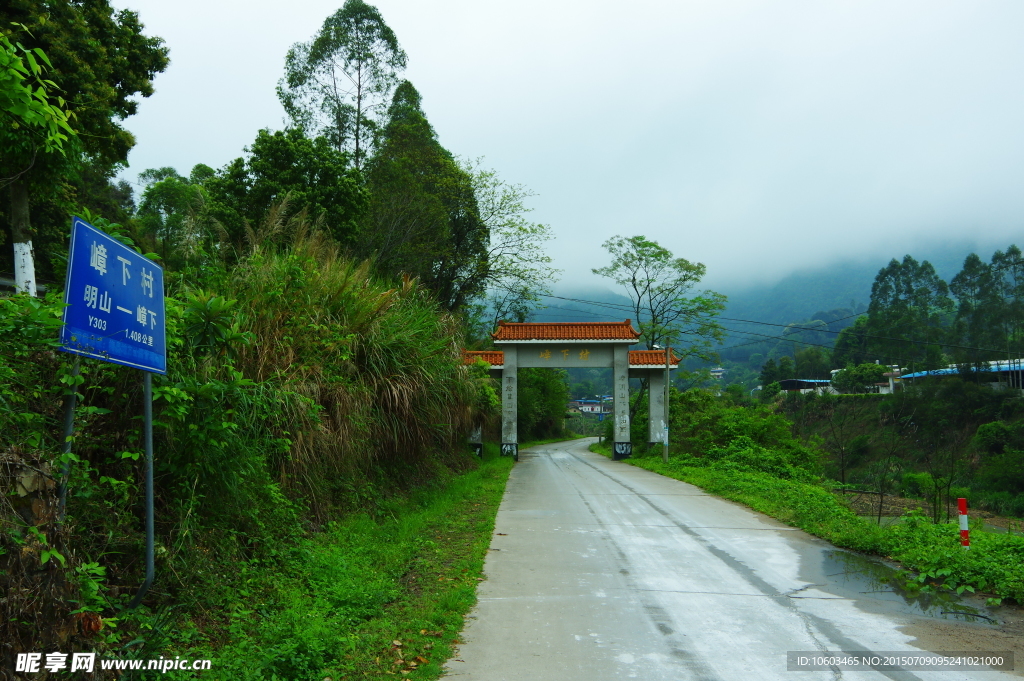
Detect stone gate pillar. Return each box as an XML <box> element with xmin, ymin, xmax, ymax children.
<box><xmin>612</xmin><ymin>344</ymin><xmax>632</xmax><ymax>460</ymax></box>
<box><xmin>501</xmin><ymin>345</ymin><xmax>518</xmax><ymax>460</ymax></box>
<box><xmin>648</xmin><ymin>370</ymin><xmax>666</xmax><ymax>446</ymax></box>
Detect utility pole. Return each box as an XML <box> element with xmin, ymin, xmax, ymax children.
<box><xmin>663</xmin><ymin>345</ymin><xmax>670</xmax><ymax>463</ymax></box>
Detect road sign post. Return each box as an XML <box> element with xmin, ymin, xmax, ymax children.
<box><xmin>59</xmin><ymin>216</ymin><xmax>166</xmax><ymax>608</ymax></box>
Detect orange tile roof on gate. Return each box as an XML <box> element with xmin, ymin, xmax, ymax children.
<box><xmin>461</xmin><ymin>349</ymin><xmax>679</xmax><ymax>367</ymax></box>
<box><xmin>462</xmin><ymin>350</ymin><xmax>505</xmax><ymax>366</ymax></box>
<box><xmin>491</xmin><ymin>320</ymin><xmax>640</xmax><ymax>341</ymax></box>
<box><xmin>629</xmin><ymin>350</ymin><xmax>681</xmax><ymax>366</ymax></box>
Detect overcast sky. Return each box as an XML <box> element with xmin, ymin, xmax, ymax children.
<box><xmin>114</xmin><ymin>0</ymin><xmax>1024</xmax><ymax>292</ymax></box>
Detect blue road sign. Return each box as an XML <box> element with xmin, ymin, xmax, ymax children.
<box><xmin>60</xmin><ymin>217</ymin><xmax>167</xmax><ymax>374</ymax></box>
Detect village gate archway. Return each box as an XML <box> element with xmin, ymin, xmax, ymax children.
<box><xmin>463</xmin><ymin>321</ymin><xmax>678</xmax><ymax>461</ymax></box>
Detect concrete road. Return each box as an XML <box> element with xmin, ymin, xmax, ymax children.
<box><xmin>445</xmin><ymin>439</ymin><xmax>1019</xmax><ymax>680</ymax></box>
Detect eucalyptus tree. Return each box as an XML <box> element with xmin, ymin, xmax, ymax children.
<box><xmin>278</xmin><ymin>0</ymin><xmax>407</xmax><ymax>169</ymax></box>
<box><xmin>592</xmin><ymin>235</ymin><xmax>726</xmax><ymax>355</ymax></box>
<box><xmin>864</xmin><ymin>255</ymin><xmax>952</xmax><ymax>369</ymax></box>
<box><xmin>593</xmin><ymin>235</ymin><xmax>726</xmax><ymax>414</ymax></box>
<box><xmin>949</xmin><ymin>253</ymin><xmax>1002</xmax><ymax>366</ymax></box>
<box><xmin>992</xmin><ymin>245</ymin><xmax>1024</xmax><ymax>358</ymax></box>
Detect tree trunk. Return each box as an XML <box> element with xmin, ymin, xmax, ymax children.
<box><xmin>9</xmin><ymin>178</ymin><xmax>37</xmax><ymax>296</ymax></box>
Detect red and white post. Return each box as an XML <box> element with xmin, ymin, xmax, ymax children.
<box><xmin>958</xmin><ymin>497</ymin><xmax>970</xmax><ymax>549</ymax></box>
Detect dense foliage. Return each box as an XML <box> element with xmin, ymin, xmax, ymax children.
<box><xmin>784</xmin><ymin>379</ymin><xmax>1024</xmax><ymax>520</ymax></box>
<box><xmin>517</xmin><ymin>368</ymin><xmax>571</xmax><ymax>442</ymax></box>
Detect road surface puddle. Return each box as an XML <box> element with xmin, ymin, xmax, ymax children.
<box><xmin>807</xmin><ymin>550</ymin><xmax>994</xmax><ymax>623</ymax></box>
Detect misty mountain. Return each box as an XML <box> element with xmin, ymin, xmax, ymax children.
<box><xmin>536</xmin><ymin>241</ymin><xmax>1019</xmax><ymax>385</ymax></box>
<box><xmin>718</xmin><ymin>241</ymin><xmax>1008</xmax><ymax>326</ymax></box>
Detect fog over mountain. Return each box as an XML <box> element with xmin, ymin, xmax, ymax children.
<box><xmin>546</xmin><ymin>237</ymin><xmax>1021</xmax><ymax>334</ymax></box>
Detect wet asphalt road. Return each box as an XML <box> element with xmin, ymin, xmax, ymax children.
<box><xmin>444</xmin><ymin>438</ymin><xmax>1016</xmax><ymax>680</ymax></box>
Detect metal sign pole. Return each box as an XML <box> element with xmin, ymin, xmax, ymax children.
<box><xmin>127</xmin><ymin>371</ymin><xmax>154</xmax><ymax>609</ymax></box>
<box><xmin>57</xmin><ymin>359</ymin><xmax>81</xmax><ymax>524</ymax></box>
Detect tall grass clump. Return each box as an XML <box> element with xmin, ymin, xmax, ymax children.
<box><xmin>221</xmin><ymin>219</ymin><xmax>480</xmax><ymax>517</ymax></box>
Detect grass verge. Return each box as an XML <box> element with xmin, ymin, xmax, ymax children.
<box><xmin>592</xmin><ymin>443</ymin><xmax>1024</xmax><ymax>605</ymax></box>
<box><xmin>178</xmin><ymin>451</ymin><xmax>513</xmax><ymax>680</ymax></box>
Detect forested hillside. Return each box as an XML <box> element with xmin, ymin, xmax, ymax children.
<box><xmin>710</xmin><ymin>242</ymin><xmax>1024</xmax><ymax>390</ymax></box>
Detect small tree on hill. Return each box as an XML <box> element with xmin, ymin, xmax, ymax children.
<box><xmin>832</xmin><ymin>363</ymin><xmax>888</xmax><ymax>394</ymax></box>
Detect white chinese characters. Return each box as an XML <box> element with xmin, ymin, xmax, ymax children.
<box><xmin>71</xmin><ymin>653</ymin><xmax>96</xmax><ymax>672</ymax></box>
<box><xmin>84</xmin><ymin>285</ymin><xmax>112</xmax><ymax>313</ymax></box>
<box><xmin>141</xmin><ymin>267</ymin><xmax>154</xmax><ymax>298</ymax></box>
<box><xmin>117</xmin><ymin>255</ymin><xmax>132</xmax><ymax>285</ymax></box>
<box><xmin>15</xmin><ymin>652</ymin><xmax>94</xmax><ymax>673</ymax></box>
<box><xmin>90</xmin><ymin>242</ymin><xmax>107</xmax><ymax>275</ymax></box>
<box><xmin>136</xmin><ymin>305</ymin><xmax>158</xmax><ymax>330</ymax></box>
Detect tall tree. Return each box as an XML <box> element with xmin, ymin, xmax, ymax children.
<box><xmin>759</xmin><ymin>358</ymin><xmax>779</xmax><ymax>386</ymax></box>
<box><xmin>795</xmin><ymin>346</ymin><xmax>830</xmax><ymax>379</ymax></box>
<box><xmin>0</xmin><ymin>2</ymin><xmax>167</xmax><ymax>293</ymax></box>
<box><xmin>832</xmin><ymin>315</ymin><xmax>871</xmax><ymax>368</ymax></box>
<box><xmin>864</xmin><ymin>255</ymin><xmax>952</xmax><ymax>369</ymax></box>
<box><xmin>362</xmin><ymin>81</ymin><xmax>487</xmax><ymax>311</ymax></box>
<box><xmin>278</xmin><ymin>0</ymin><xmax>406</xmax><ymax>169</ymax></box>
<box><xmin>1</xmin><ymin>24</ymin><xmax>76</xmax><ymax>294</ymax></box>
<box><xmin>593</xmin><ymin>235</ymin><xmax>725</xmax><ymax>417</ymax></box>
<box><xmin>775</xmin><ymin>355</ymin><xmax>795</xmax><ymax>381</ymax></box>
<box><xmin>949</xmin><ymin>253</ymin><xmax>1002</xmax><ymax>366</ymax></box>
<box><xmin>461</xmin><ymin>157</ymin><xmax>559</xmax><ymax>328</ymax></box>
<box><xmin>592</xmin><ymin>235</ymin><xmax>726</xmax><ymax>355</ymax></box>
<box><xmin>992</xmin><ymin>245</ymin><xmax>1024</xmax><ymax>359</ymax></box>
